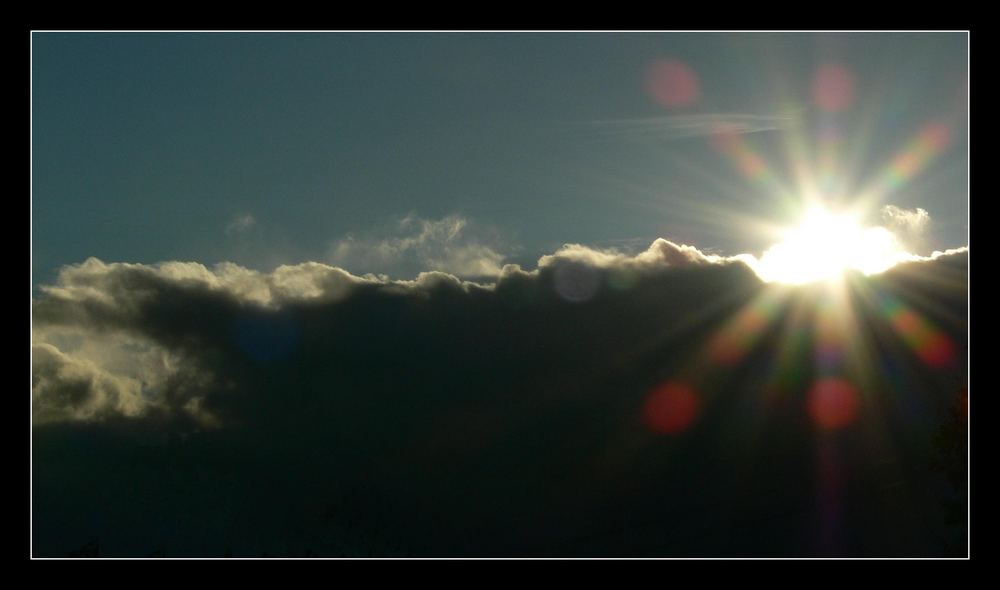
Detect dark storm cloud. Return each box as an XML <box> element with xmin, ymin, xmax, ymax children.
<box><xmin>31</xmin><ymin>243</ymin><xmax>968</xmax><ymax>557</ymax></box>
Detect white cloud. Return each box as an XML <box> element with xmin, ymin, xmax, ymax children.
<box><xmin>538</xmin><ymin>238</ymin><xmax>738</xmax><ymax>271</ymax></box>
<box><xmin>881</xmin><ymin>205</ymin><xmax>930</xmax><ymax>234</ymax></box>
<box><xmin>328</xmin><ymin>214</ymin><xmax>506</xmax><ymax>278</ymax></box>
<box><xmin>32</xmin><ymin>341</ymin><xmax>146</xmax><ymax>424</ymax></box>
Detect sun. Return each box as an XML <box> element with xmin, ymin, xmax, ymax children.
<box><xmin>753</xmin><ymin>206</ymin><xmax>905</xmax><ymax>285</ymax></box>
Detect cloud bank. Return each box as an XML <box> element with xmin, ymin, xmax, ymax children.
<box><xmin>32</xmin><ymin>237</ymin><xmax>967</xmax><ymax>557</ymax></box>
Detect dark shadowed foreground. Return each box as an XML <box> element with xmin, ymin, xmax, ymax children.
<box><xmin>32</xmin><ymin>244</ymin><xmax>967</xmax><ymax>557</ymax></box>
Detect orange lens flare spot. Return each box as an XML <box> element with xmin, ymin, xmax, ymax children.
<box><xmin>892</xmin><ymin>308</ymin><xmax>921</xmax><ymax>333</ymax></box>
<box><xmin>643</xmin><ymin>381</ymin><xmax>700</xmax><ymax>434</ymax></box>
<box><xmin>812</xmin><ymin>63</ymin><xmax>856</xmax><ymax>113</ymax></box>
<box><xmin>808</xmin><ymin>378</ymin><xmax>859</xmax><ymax>431</ymax></box>
<box><xmin>646</xmin><ymin>59</ymin><xmax>701</xmax><ymax>109</ymax></box>
<box><xmin>740</xmin><ymin>153</ymin><xmax>767</xmax><ymax>178</ymax></box>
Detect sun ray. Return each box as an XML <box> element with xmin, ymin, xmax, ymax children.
<box><xmin>709</xmin><ymin>125</ymin><xmax>793</xmax><ymax>203</ymax></box>
<box><xmin>853</xmin><ymin>121</ymin><xmax>954</xmax><ymax>214</ymax></box>
<box><xmin>705</xmin><ymin>286</ymin><xmax>790</xmax><ymax>367</ymax></box>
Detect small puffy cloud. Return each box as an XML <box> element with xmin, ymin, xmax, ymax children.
<box><xmin>225</xmin><ymin>213</ymin><xmax>256</xmax><ymax>235</ymax></box>
<box><xmin>881</xmin><ymin>205</ymin><xmax>930</xmax><ymax>234</ymax></box>
<box><xmin>329</xmin><ymin>214</ymin><xmax>506</xmax><ymax>278</ymax></box>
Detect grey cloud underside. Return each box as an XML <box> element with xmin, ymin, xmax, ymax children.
<box><xmin>31</xmin><ymin>241</ymin><xmax>968</xmax><ymax>557</ymax></box>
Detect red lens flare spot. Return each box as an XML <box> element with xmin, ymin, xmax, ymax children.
<box><xmin>646</xmin><ymin>59</ymin><xmax>701</xmax><ymax>109</ymax></box>
<box><xmin>808</xmin><ymin>378</ymin><xmax>859</xmax><ymax>431</ymax></box>
<box><xmin>919</xmin><ymin>332</ymin><xmax>956</xmax><ymax>368</ymax></box>
<box><xmin>812</xmin><ymin>63</ymin><xmax>856</xmax><ymax>113</ymax></box>
<box><xmin>643</xmin><ymin>381</ymin><xmax>700</xmax><ymax>434</ymax></box>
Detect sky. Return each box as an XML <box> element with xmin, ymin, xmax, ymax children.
<box><xmin>31</xmin><ymin>32</ymin><xmax>969</xmax><ymax>558</ymax></box>
<box><xmin>32</xmin><ymin>32</ymin><xmax>968</xmax><ymax>282</ymax></box>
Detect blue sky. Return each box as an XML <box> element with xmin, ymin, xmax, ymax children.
<box><xmin>32</xmin><ymin>32</ymin><xmax>968</xmax><ymax>283</ymax></box>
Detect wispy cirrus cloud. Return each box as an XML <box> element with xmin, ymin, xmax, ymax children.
<box><xmin>582</xmin><ymin>112</ymin><xmax>798</xmax><ymax>141</ymax></box>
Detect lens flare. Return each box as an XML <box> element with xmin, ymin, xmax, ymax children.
<box><xmin>646</xmin><ymin>59</ymin><xmax>701</xmax><ymax>109</ymax></box>
<box><xmin>553</xmin><ymin>261</ymin><xmax>601</xmax><ymax>303</ymax></box>
<box><xmin>707</xmin><ymin>289</ymin><xmax>785</xmax><ymax>366</ymax></box>
<box><xmin>880</xmin><ymin>295</ymin><xmax>957</xmax><ymax>368</ymax></box>
<box><xmin>856</xmin><ymin>122</ymin><xmax>954</xmax><ymax>206</ymax></box>
<box><xmin>643</xmin><ymin>381</ymin><xmax>700</xmax><ymax>434</ymax></box>
<box><xmin>808</xmin><ymin>378</ymin><xmax>860</xmax><ymax>430</ymax></box>
<box><xmin>814</xmin><ymin>295</ymin><xmax>847</xmax><ymax>372</ymax></box>
<box><xmin>812</xmin><ymin>63</ymin><xmax>857</xmax><ymax>113</ymax></box>
<box><xmin>710</xmin><ymin>126</ymin><xmax>776</xmax><ymax>183</ymax></box>
<box><xmin>880</xmin><ymin>123</ymin><xmax>953</xmax><ymax>193</ymax></box>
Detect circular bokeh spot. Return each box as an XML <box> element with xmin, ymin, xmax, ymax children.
<box><xmin>808</xmin><ymin>378</ymin><xmax>859</xmax><ymax>431</ymax></box>
<box><xmin>812</xmin><ymin>63</ymin><xmax>856</xmax><ymax>113</ymax></box>
<box><xmin>643</xmin><ymin>381</ymin><xmax>700</xmax><ymax>434</ymax></box>
<box><xmin>646</xmin><ymin>59</ymin><xmax>701</xmax><ymax>109</ymax></box>
<box><xmin>553</xmin><ymin>261</ymin><xmax>601</xmax><ymax>303</ymax></box>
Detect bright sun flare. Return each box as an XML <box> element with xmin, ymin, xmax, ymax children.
<box><xmin>754</xmin><ymin>207</ymin><xmax>906</xmax><ymax>285</ymax></box>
